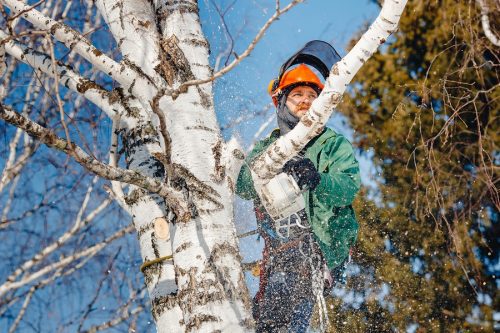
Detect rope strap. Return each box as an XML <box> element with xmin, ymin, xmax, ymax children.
<box><xmin>237</xmin><ymin>229</ymin><xmax>259</xmax><ymax>238</ymax></box>
<box><xmin>140</xmin><ymin>255</ymin><xmax>173</xmax><ymax>273</ymax></box>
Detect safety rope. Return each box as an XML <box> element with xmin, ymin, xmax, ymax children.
<box><xmin>237</xmin><ymin>228</ymin><xmax>259</xmax><ymax>239</ymax></box>
<box><xmin>304</xmin><ymin>236</ymin><xmax>329</xmax><ymax>333</ymax></box>
<box><xmin>140</xmin><ymin>255</ymin><xmax>173</xmax><ymax>274</ymax></box>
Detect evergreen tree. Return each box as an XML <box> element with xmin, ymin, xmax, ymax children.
<box><xmin>329</xmin><ymin>1</ymin><xmax>498</xmax><ymax>331</ymax></box>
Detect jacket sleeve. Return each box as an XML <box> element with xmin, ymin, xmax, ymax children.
<box><xmin>235</xmin><ymin>160</ymin><xmax>259</xmax><ymax>200</ymax></box>
<box><xmin>313</xmin><ymin>135</ymin><xmax>361</xmax><ymax>207</ymax></box>
<box><xmin>235</xmin><ymin>141</ymin><xmax>266</xmax><ymax>201</ymax></box>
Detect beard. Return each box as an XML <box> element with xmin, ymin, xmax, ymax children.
<box><xmin>294</xmin><ymin>104</ymin><xmax>309</xmax><ymax>115</ymax></box>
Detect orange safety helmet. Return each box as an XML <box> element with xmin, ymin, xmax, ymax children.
<box><xmin>267</xmin><ymin>64</ymin><xmax>324</xmax><ymax>106</ymax></box>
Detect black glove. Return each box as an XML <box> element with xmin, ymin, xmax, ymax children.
<box><xmin>282</xmin><ymin>157</ymin><xmax>320</xmax><ymax>190</ymax></box>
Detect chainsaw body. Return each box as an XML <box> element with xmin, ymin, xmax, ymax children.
<box><xmin>259</xmin><ymin>172</ymin><xmax>305</xmax><ymax>222</ymax></box>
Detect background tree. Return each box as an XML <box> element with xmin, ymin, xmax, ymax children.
<box><xmin>326</xmin><ymin>0</ymin><xmax>498</xmax><ymax>332</ymax></box>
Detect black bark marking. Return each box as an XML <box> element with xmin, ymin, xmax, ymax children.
<box><xmin>151</xmin><ymin>293</ymin><xmax>178</xmax><ymax>321</ymax></box>
<box><xmin>175</xmin><ymin>241</ymin><xmax>193</xmax><ymax>254</ymax></box>
<box><xmin>187</xmin><ymin>38</ymin><xmax>209</xmax><ymax>48</ymax></box>
<box><xmin>76</xmin><ymin>78</ymin><xmax>104</xmax><ymax>94</ymax></box>
<box><xmin>143</xmin><ymin>259</ymin><xmax>162</xmax><ymax>287</ymax></box>
<box><xmin>211</xmin><ymin>140</ymin><xmax>225</xmax><ymax>183</ymax></box>
<box><xmin>136</xmin><ymin>220</ymin><xmax>155</xmax><ymax>239</ymax></box>
<box><xmin>184</xmin><ymin>125</ymin><xmax>215</xmax><ymax>132</ymax></box>
<box><xmin>331</xmin><ymin>63</ymin><xmax>340</xmax><ymax>75</ymax></box>
<box><xmin>163</xmin><ymin>0</ymin><xmax>199</xmax><ymax>15</ymax></box>
<box><xmin>122</xmin><ymin>57</ymin><xmax>155</xmax><ymax>86</ymax></box>
<box><xmin>329</xmin><ymin>92</ymin><xmax>343</xmax><ymax>105</ymax></box>
<box><xmin>196</xmin><ymin>86</ymin><xmax>212</xmax><ymax>108</ymax></box>
<box><xmin>158</xmin><ymin>34</ymin><xmax>195</xmax><ymax>87</ymax></box>
<box><xmin>151</xmin><ymin>233</ymin><xmax>161</xmax><ymax>258</ymax></box>
<box><xmin>185</xmin><ymin>314</ymin><xmax>220</xmax><ymax>332</ymax></box>
<box><xmin>175</xmin><ymin>266</ymin><xmax>226</xmax><ymax>314</ymax></box>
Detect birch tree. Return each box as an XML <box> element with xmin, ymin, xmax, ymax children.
<box><xmin>0</xmin><ymin>0</ymin><xmax>407</xmax><ymax>332</ymax></box>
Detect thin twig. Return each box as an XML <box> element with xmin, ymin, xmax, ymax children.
<box><xmin>6</xmin><ymin>0</ymin><xmax>45</xmax><ymax>22</ymax></box>
<box><xmin>173</xmin><ymin>0</ymin><xmax>304</xmax><ymax>94</ymax></box>
<box><xmin>7</xmin><ymin>286</ymin><xmax>35</xmax><ymax>333</ymax></box>
<box><xmin>45</xmin><ymin>34</ymin><xmax>72</xmax><ymax>150</ymax></box>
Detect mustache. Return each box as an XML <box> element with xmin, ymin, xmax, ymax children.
<box><xmin>288</xmin><ymin>100</ymin><xmax>310</xmax><ymax>109</ymax></box>
<box><xmin>296</xmin><ymin>103</ymin><xmax>310</xmax><ymax>110</ymax></box>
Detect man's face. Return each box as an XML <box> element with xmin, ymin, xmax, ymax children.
<box><xmin>285</xmin><ymin>85</ymin><xmax>319</xmax><ymax>118</ymax></box>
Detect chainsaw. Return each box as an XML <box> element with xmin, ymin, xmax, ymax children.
<box><xmin>250</xmin><ymin>152</ymin><xmax>314</xmax><ymax>239</ymax></box>
<box><xmin>258</xmin><ymin>169</ymin><xmax>305</xmax><ymax>222</ymax></box>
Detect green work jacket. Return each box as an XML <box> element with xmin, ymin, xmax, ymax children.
<box><xmin>236</xmin><ymin>128</ymin><xmax>361</xmax><ymax>269</ymax></box>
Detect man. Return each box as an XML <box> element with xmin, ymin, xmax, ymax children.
<box><xmin>236</xmin><ymin>43</ymin><xmax>361</xmax><ymax>332</ymax></box>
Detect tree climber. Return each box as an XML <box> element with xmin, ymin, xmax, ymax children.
<box><xmin>236</xmin><ymin>41</ymin><xmax>361</xmax><ymax>332</ymax></box>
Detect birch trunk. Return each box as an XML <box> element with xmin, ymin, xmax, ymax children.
<box><xmin>94</xmin><ymin>1</ymin><xmax>186</xmax><ymax>331</ymax></box>
<box><xmin>96</xmin><ymin>0</ymin><xmax>253</xmax><ymax>331</ymax></box>
<box><xmin>154</xmin><ymin>2</ymin><xmax>253</xmax><ymax>331</ymax></box>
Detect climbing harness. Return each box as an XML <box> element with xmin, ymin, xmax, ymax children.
<box><xmin>275</xmin><ymin>209</ymin><xmax>310</xmax><ymax>240</ymax></box>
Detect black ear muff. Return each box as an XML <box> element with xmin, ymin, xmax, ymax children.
<box><xmin>277</xmin><ymin>40</ymin><xmax>341</xmax><ymax>81</ymax></box>
<box><xmin>272</xmin><ymin>78</ymin><xmax>279</xmax><ymax>92</ymax></box>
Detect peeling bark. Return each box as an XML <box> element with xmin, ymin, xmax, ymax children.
<box><xmin>159</xmin><ymin>34</ymin><xmax>195</xmax><ymax>86</ymax></box>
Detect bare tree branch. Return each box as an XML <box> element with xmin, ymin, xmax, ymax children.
<box><xmin>0</xmin><ymin>104</ymin><xmax>192</xmax><ymax>221</ymax></box>
<box><xmin>0</xmin><ymin>29</ymin><xmax>126</xmax><ymax>119</ymax></box>
<box><xmin>45</xmin><ymin>34</ymin><xmax>72</xmax><ymax>147</ymax></box>
<box><xmin>4</xmin><ymin>177</ymin><xmax>110</xmax><ymax>284</ymax></box>
<box><xmin>77</xmin><ymin>249</ymin><xmax>121</xmax><ymax>332</ymax></box>
<box><xmin>107</xmin><ymin>115</ymin><xmax>131</xmax><ymax>214</ymax></box>
<box><xmin>173</xmin><ymin>0</ymin><xmax>304</xmax><ymax>95</ymax></box>
<box><xmin>7</xmin><ymin>285</ymin><xmax>35</xmax><ymax>333</ymax></box>
<box><xmin>1</xmin><ymin>0</ymin><xmax>157</xmax><ymax>96</ymax></box>
<box><xmin>0</xmin><ymin>224</ymin><xmax>134</xmax><ymax>297</ymax></box>
<box><xmin>209</xmin><ymin>0</ymin><xmax>236</xmax><ymax>71</ymax></box>
<box><xmin>83</xmin><ymin>306</ymin><xmax>145</xmax><ymax>333</ymax></box>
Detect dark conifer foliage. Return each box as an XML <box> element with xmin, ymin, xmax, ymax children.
<box><xmin>327</xmin><ymin>1</ymin><xmax>498</xmax><ymax>331</ymax></box>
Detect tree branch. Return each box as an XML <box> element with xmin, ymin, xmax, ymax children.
<box><xmin>251</xmin><ymin>0</ymin><xmax>408</xmax><ymax>180</ymax></box>
<box><xmin>0</xmin><ymin>104</ymin><xmax>191</xmax><ymax>221</ymax></box>
<box><xmin>1</xmin><ymin>0</ymin><xmax>156</xmax><ymax>96</ymax></box>
<box><xmin>7</xmin><ymin>285</ymin><xmax>35</xmax><ymax>333</ymax></box>
<box><xmin>173</xmin><ymin>0</ymin><xmax>304</xmax><ymax>94</ymax></box>
<box><xmin>106</xmin><ymin>115</ymin><xmax>131</xmax><ymax>214</ymax></box>
<box><xmin>0</xmin><ymin>224</ymin><xmax>134</xmax><ymax>298</ymax></box>
<box><xmin>476</xmin><ymin>0</ymin><xmax>500</xmax><ymax>46</ymax></box>
<box><xmin>5</xmin><ymin>178</ymin><xmax>110</xmax><ymax>284</ymax></box>
<box><xmin>0</xmin><ymin>29</ymin><xmax>126</xmax><ymax>119</ymax></box>
<box><xmin>45</xmin><ymin>34</ymin><xmax>72</xmax><ymax>147</ymax></box>
<box><xmin>94</xmin><ymin>0</ymin><xmax>163</xmax><ymax>81</ymax></box>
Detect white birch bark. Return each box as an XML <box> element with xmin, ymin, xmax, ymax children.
<box><xmin>152</xmin><ymin>1</ymin><xmax>253</xmax><ymax>331</ymax></box>
<box><xmin>0</xmin><ymin>29</ymin><xmax>125</xmax><ymax>119</ymax></box>
<box><xmin>1</xmin><ymin>0</ymin><xmax>161</xmax><ymax>102</ymax></box>
<box><xmin>95</xmin><ymin>1</ymin><xmax>185</xmax><ymax>331</ymax></box>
